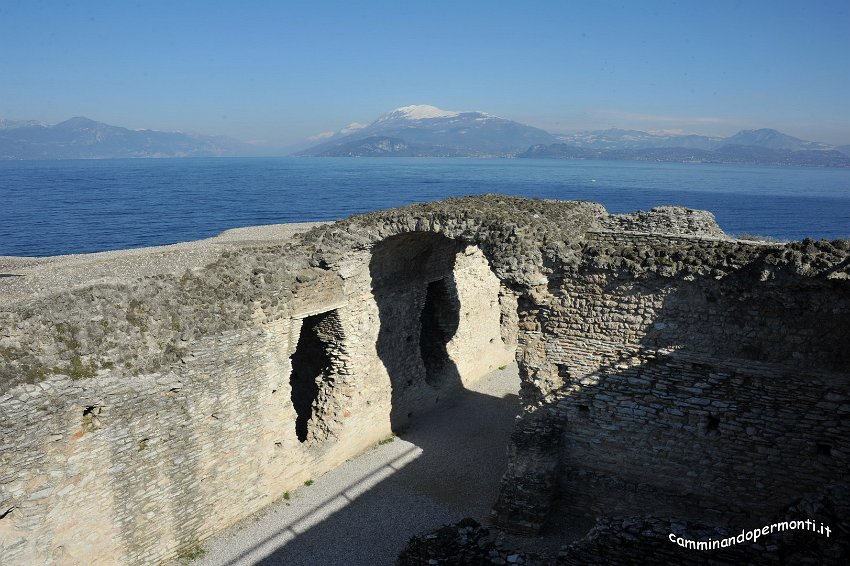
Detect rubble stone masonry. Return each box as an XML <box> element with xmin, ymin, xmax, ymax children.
<box><xmin>1</xmin><ymin>196</ymin><xmax>847</xmax><ymax>564</ymax></box>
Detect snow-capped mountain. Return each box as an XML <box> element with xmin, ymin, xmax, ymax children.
<box><xmin>300</xmin><ymin>107</ymin><xmax>847</xmax><ymax>162</ymax></box>
<box><xmin>376</xmin><ymin>104</ymin><xmax>462</xmax><ymax>121</ymax></box>
<box><xmin>0</xmin><ymin>117</ymin><xmax>248</xmax><ymax>159</ymax></box>
<box><xmin>298</xmin><ymin>104</ymin><xmax>557</xmax><ymax>157</ymax></box>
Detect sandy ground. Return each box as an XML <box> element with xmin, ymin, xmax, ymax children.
<box><xmin>188</xmin><ymin>364</ymin><xmax>526</xmax><ymax>566</ymax></box>
<box><xmin>0</xmin><ymin>222</ymin><xmax>328</xmax><ymax>306</ymax></box>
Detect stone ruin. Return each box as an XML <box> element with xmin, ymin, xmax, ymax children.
<box><xmin>0</xmin><ymin>195</ymin><xmax>848</xmax><ymax>564</ymax></box>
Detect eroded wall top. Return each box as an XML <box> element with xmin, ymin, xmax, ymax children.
<box><xmin>1</xmin><ymin>195</ymin><xmax>848</xmax><ymax>396</ymax></box>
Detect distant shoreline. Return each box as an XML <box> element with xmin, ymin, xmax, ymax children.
<box><xmin>3</xmin><ymin>153</ymin><xmax>850</xmax><ymax>168</ymax></box>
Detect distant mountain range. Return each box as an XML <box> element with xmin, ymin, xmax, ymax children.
<box><xmin>551</xmin><ymin>127</ymin><xmax>836</xmax><ymax>152</ymax></box>
<box><xmin>296</xmin><ymin>105</ymin><xmax>557</xmax><ymax>157</ymax></box>
<box><xmin>2</xmin><ymin>107</ymin><xmax>849</xmax><ymax>166</ymax></box>
<box><xmin>298</xmin><ymin>105</ymin><xmax>850</xmax><ymax>167</ymax></box>
<box><xmin>520</xmin><ymin>143</ymin><xmax>850</xmax><ymax>168</ymax></box>
<box><xmin>0</xmin><ymin>117</ymin><xmax>247</xmax><ymax>160</ymax></box>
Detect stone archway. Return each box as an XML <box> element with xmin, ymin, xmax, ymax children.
<box><xmin>365</xmin><ymin>230</ymin><xmax>517</xmax><ymax>431</ymax></box>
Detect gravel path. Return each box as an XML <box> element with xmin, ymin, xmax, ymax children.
<box><xmin>0</xmin><ymin>222</ymin><xmax>327</xmax><ymax>306</ymax></box>
<box><xmin>191</xmin><ymin>364</ymin><xmax>523</xmax><ymax>566</ymax></box>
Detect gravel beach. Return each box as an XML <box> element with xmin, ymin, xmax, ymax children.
<box><xmin>0</xmin><ymin>222</ymin><xmax>327</xmax><ymax>306</ymax></box>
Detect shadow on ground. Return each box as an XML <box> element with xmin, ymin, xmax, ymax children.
<box><xmin>220</xmin><ymin>373</ymin><xmax>522</xmax><ymax>566</ymax></box>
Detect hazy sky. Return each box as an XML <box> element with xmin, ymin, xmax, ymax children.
<box><xmin>2</xmin><ymin>0</ymin><xmax>849</xmax><ymax>148</ymax></box>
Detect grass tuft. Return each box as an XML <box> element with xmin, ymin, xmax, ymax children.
<box><xmin>176</xmin><ymin>544</ymin><xmax>206</xmax><ymax>564</ymax></box>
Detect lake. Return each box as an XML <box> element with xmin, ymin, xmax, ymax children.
<box><xmin>1</xmin><ymin>157</ymin><xmax>848</xmax><ymax>256</ymax></box>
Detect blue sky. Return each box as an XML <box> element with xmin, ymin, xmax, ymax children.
<box><xmin>1</xmin><ymin>0</ymin><xmax>848</xmax><ymax>147</ymax></box>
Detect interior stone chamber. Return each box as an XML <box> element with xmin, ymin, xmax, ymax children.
<box><xmin>0</xmin><ymin>195</ymin><xmax>848</xmax><ymax>564</ymax></box>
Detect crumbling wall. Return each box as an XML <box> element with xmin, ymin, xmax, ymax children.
<box><xmin>600</xmin><ymin>206</ymin><xmax>726</xmax><ymax>237</ymax></box>
<box><xmin>556</xmin><ymin>484</ymin><xmax>850</xmax><ymax>565</ymax></box>
<box><xmin>0</xmin><ymin>198</ymin><xmax>535</xmax><ymax>565</ymax></box>
<box><xmin>493</xmin><ymin>228</ymin><xmax>850</xmax><ymax>534</ymax></box>
<box><xmin>402</xmin><ymin>485</ymin><xmax>850</xmax><ymax>566</ymax></box>
<box><xmin>1</xmin><ymin>195</ymin><xmax>848</xmax><ymax>564</ymax></box>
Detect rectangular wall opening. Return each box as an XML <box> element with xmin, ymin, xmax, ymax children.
<box><xmin>419</xmin><ymin>278</ymin><xmax>460</xmax><ymax>387</ymax></box>
<box><xmin>290</xmin><ymin>309</ymin><xmax>342</xmax><ymax>443</ymax></box>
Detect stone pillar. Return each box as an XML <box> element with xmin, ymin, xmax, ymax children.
<box><xmin>491</xmin><ymin>404</ymin><xmax>564</xmax><ymax>534</ymax></box>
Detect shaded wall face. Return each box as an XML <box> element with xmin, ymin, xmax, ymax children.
<box><xmin>419</xmin><ymin>278</ymin><xmax>460</xmax><ymax>387</ymax></box>
<box><xmin>506</xmin><ymin>232</ymin><xmax>850</xmax><ymax>528</ymax></box>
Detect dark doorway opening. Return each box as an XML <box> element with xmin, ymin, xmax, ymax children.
<box><xmin>290</xmin><ymin>311</ymin><xmax>337</xmax><ymax>443</ymax></box>
<box><xmin>419</xmin><ymin>278</ymin><xmax>460</xmax><ymax>387</ymax></box>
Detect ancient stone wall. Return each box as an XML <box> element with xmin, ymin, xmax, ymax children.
<box><xmin>493</xmin><ymin>228</ymin><xmax>850</xmax><ymax>534</ymax></box>
<box><xmin>1</xmin><ymin>196</ymin><xmax>848</xmax><ymax>564</ymax></box>
<box><xmin>0</xmin><ymin>204</ymin><xmax>523</xmax><ymax>564</ymax></box>
<box><xmin>600</xmin><ymin>206</ymin><xmax>727</xmax><ymax>237</ymax></box>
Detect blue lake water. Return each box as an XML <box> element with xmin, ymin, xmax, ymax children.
<box><xmin>0</xmin><ymin>157</ymin><xmax>848</xmax><ymax>257</ymax></box>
